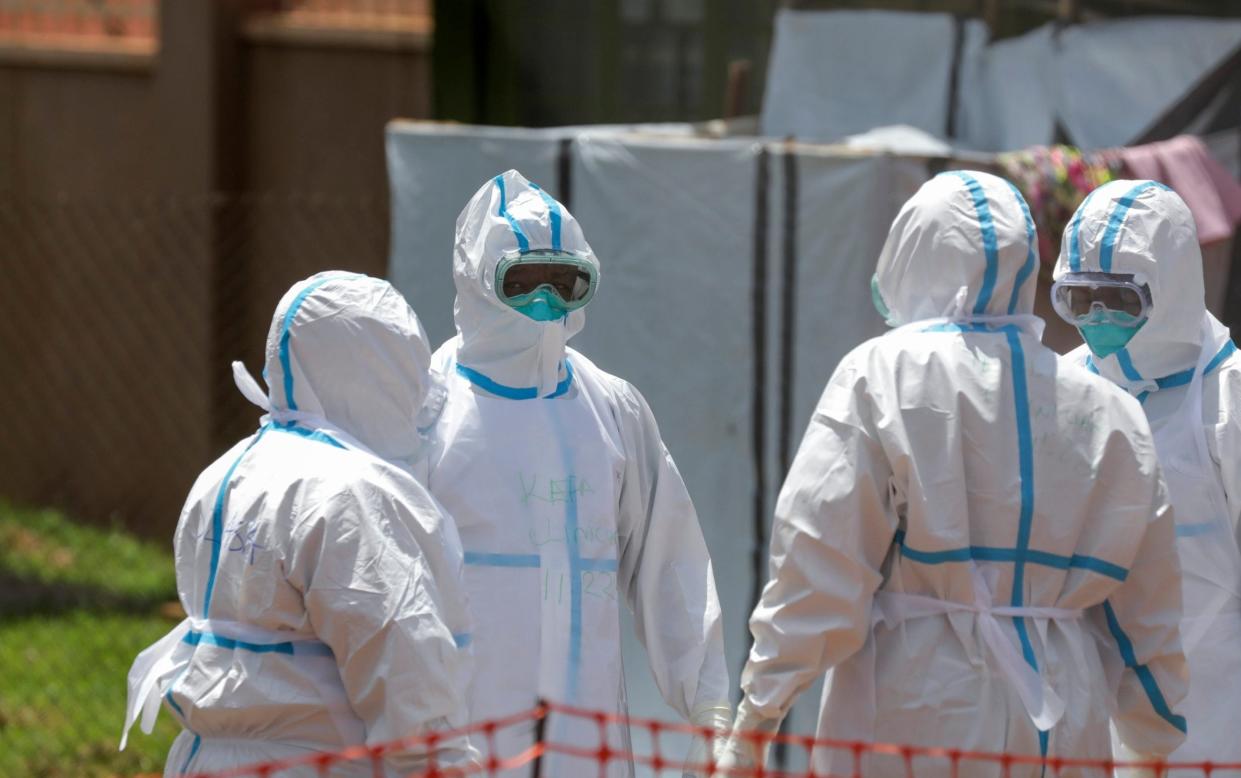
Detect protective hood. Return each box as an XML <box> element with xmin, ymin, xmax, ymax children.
<box><xmin>1054</xmin><ymin>180</ymin><xmax>1212</xmax><ymax>390</ymax></box>
<box><xmin>452</xmin><ymin>169</ymin><xmax>599</xmax><ymax>395</ymax></box>
<box><xmin>874</xmin><ymin>170</ymin><xmax>1038</xmax><ymax>325</ymax></box>
<box><xmin>259</xmin><ymin>272</ymin><xmax>435</xmax><ymax>461</ymax></box>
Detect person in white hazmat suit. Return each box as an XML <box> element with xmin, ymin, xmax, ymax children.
<box><xmin>1052</xmin><ymin>180</ymin><xmax>1241</xmax><ymax>770</ymax></box>
<box><xmin>423</xmin><ymin>170</ymin><xmax>731</xmax><ymax>777</ymax></box>
<box><xmin>716</xmin><ymin>171</ymin><xmax>1188</xmax><ymax>777</ymax></box>
<box><xmin>120</xmin><ymin>272</ymin><xmax>478</xmax><ymax>776</ymax></box>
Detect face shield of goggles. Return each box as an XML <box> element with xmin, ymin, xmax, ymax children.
<box><xmin>494</xmin><ymin>249</ymin><xmax>598</xmax><ymax>312</ymax></box>
<box><xmin>1050</xmin><ymin>272</ymin><xmax>1152</xmax><ymax>328</ymax></box>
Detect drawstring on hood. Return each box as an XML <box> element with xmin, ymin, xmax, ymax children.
<box><xmin>451</xmin><ymin>170</ymin><xmax>600</xmax><ymax>396</ymax></box>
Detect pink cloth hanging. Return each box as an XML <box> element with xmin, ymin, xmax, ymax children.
<box><xmin>1119</xmin><ymin>135</ymin><xmax>1241</xmax><ymax>245</ymax></box>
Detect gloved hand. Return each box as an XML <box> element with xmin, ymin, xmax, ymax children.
<box><xmin>710</xmin><ymin>697</ymin><xmax>782</xmax><ymax>778</ymax></box>
<box><xmin>1114</xmin><ymin>741</ymin><xmax>1165</xmax><ymax>778</ymax></box>
<box><xmin>683</xmin><ymin>705</ymin><xmax>732</xmax><ymax>778</ymax></box>
<box><xmin>388</xmin><ymin>728</ymin><xmax>481</xmax><ymax>777</ymax></box>
<box><xmin>711</xmin><ymin>742</ymin><xmax>756</xmax><ymax>777</ymax></box>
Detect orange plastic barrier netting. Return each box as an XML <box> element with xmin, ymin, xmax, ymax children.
<box><xmin>176</xmin><ymin>701</ymin><xmax>1241</xmax><ymax>777</ymax></box>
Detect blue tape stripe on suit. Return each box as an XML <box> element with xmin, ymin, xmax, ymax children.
<box><xmin>1005</xmin><ymin>329</ymin><xmax>1048</xmax><ymax>759</ymax></box>
<box><xmin>183</xmin><ymin>629</ymin><xmax>334</xmax><ymax>658</ymax></box>
<box><xmin>1103</xmin><ymin>601</ymin><xmax>1188</xmax><ymax>733</ymax></box>
<box><xmin>893</xmin><ymin>531</ymin><xmax>1127</xmax><ymax>581</ymax></box>
<box><xmin>271</xmin><ymin>422</ymin><xmax>345</xmax><ymax>449</ymax></box>
<box><xmin>456</xmin><ymin>361</ymin><xmax>574</xmax><ymax>400</ymax></box>
<box><xmin>1116</xmin><ymin>348</ymin><xmax>1145</xmax><ymax>382</ymax></box>
<box><xmin>464</xmin><ymin>552</ymin><xmax>541</xmax><ymax>567</ymax></box>
<box><xmin>203</xmin><ymin>426</ymin><xmax>270</xmax><ymax>617</ymax></box>
<box><xmin>178</xmin><ymin>733</ymin><xmax>202</xmax><ymax>775</ymax></box>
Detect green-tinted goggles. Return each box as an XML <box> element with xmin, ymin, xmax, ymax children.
<box><xmin>495</xmin><ymin>250</ymin><xmax>598</xmax><ymax>310</ymax></box>
<box><xmin>1051</xmin><ymin>272</ymin><xmax>1152</xmax><ymax>327</ymax></box>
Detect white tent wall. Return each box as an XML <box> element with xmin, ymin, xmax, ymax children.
<box><xmin>569</xmin><ymin>135</ymin><xmax>765</xmax><ymax>766</ymax></box>
<box><xmin>387</xmin><ymin>122</ymin><xmax>973</xmax><ymax>772</ymax></box>
<box><xmin>762</xmin><ymin>9</ymin><xmax>1241</xmax><ymax>153</ymax></box>
<box><xmin>760</xmin><ymin>10</ymin><xmax>987</xmax><ymax>144</ymax></box>
<box><xmin>1057</xmin><ymin>18</ymin><xmax>1241</xmax><ymax>150</ymax></box>
<box><xmin>956</xmin><ymin>23</ymin><xmax>1057</xmax><ymax>152</ymax></box>
<box><xmin>761</xmin><ymin>149</ymin><xmax>930</xmax><ymax>767</ymax></box>
<box><xmin>782</xmin><ymin>151</ymin><xmax>929</xmax><ymax>437</ymax></box>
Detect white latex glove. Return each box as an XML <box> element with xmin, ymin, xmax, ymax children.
<box><xmin>710</xmin><ymin>697</ymin><xmax>782</xmax><ymax>778</ymax></box>
<box><xmin>683</xmin><ymin>705</ymin><xmax>733</xmax><ymax>778</ymax></box>
<box><xmin>1114</xmin><ymin>741</ymin><xmax>1165</xmax><ymax>778</ymax></box>
<box><xmin>711</xmin><ymin>744</ymin><xmax>756</xmax><ymax>777</ymax></box>
<box><xmin>391</xmin><ymin>731</ymin><xmax>481</xmax><ymax>777</ymax></box>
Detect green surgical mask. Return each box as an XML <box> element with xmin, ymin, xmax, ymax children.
<box><xmin>510</xmin><ymin>287</ymin><xmax>571</xmax><ymax>322</ymax></box>
<box><xmin>1078</xmin><ymin>310</ymin><xmax>1146</xmax><ymax>358</ymax></box>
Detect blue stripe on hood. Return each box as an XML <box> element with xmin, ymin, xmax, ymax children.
<box><xmin>1099</xmin><ymin>181</ymin><xmax>1170</xmax><ymax>273</ymax></box>
<box><xmin>529</xmin><ymin>182</ymin><xmax>563</xmax><ymax>251</ymax></box>
<box><xmin>945</xmin><ymin>172</ymin><xmax>1000</xmax><ymax>316</ymax></box>
<box><xmin>496</xmin><ymin>175</ymin><xmax>531</xmax><ymax>252</ymax></box>
<box><xmin>1006</xmin><ymin>181</ymin><xmax>1037</xmax><ymax>315</ymax></box>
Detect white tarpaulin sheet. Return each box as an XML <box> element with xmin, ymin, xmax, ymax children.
<box><xmin>957</xmin><ymin>23</ymin><xmax>1058</xmax><ymax>152</ymax></box>
<box><xmin>763</xmin><ymin>9</ymin><xmax>1241</xmax><ymax>152</ymax></box>
<box><xmin>387</xmin><ymin>121</ymin><xmax>938</xmax><ymax>772</ymax></box>
<box><xmin>570</xmin><ymin>132</ymin><xmax>762</xmax><ymax>653</ymax></box>
<box><xmin>1057</xmin><ymin>18</ymin><xmax>1241</xmax><ymax>149</ymax></box>
<box><xmin>760</xmin><ymin>10</ymin><xmax>987</xmax><ymax>143</ymax></box>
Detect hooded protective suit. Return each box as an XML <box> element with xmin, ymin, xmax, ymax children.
<box><xmin>729</xmin><ymin>171</ymin><xmax>1187</xmax><ymax>777</ymax></box>
<box><xmin>1055</xmin><ymin>181</ymin><xmax>1241</xmax><ymax>768</ymax></box>
<box><xmin>120</xmin><ymin>273</ymin><xmax>476</xmax><ymax>777</ymax></box>
<box><xmin>424</xmin><ymin>171</ymin><xmax>731</xmax><ymax>777</ymax></box>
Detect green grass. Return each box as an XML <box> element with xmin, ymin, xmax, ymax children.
<box><xmin>0</xmin><ymin>505</ymin><xmax>175</xmax><ymax>592</ymax></box>
<box><xmin>0</xmin><ymin>503</ymin><xmax>181</xmax><ymax>777</ymax></box>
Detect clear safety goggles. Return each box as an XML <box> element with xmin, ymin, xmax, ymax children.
<box><xmin>495</xmin><ymin>249</ymin><xmax>598</xmax><ymax>311</ymax></box>
<box><xmin>1050</xmin><ymin>272</ymin><xmax>1152</xmax><ymax>327</ymax></box>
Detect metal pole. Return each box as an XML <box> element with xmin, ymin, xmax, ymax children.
<box><xmin>532</xmin><ymin>698</ymin><xmax>549</xmax><ymax>778</ymax></box>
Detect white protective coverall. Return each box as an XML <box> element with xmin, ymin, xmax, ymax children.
<box><xmin>120</xmin><ymin>273</ymin><xmax>477</xmax><ymax>777</ymax></box>
<box><xmin>1056</xmin><ymin>180</ymin><xmax>1241</xmax><ymax>769</ymax></box>
<box><xmin>730</xmin><ymin>171</ymin><xmax>1188</xmax><ymax>777</ymax></box>
<box><xmin>424</xmin><ymin>170</ymin><xmax>731</xmax><ymax>777</ymax></box>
